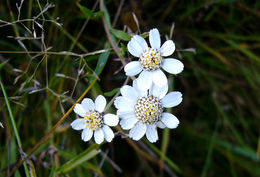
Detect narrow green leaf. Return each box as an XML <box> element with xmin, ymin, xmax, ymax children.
<box><xmin>0</xmin><ymin>59</ymin><xmax>9</xmax><ymax>71</ymax></box>
<box><xmin>213</xmin><ymin>138</ymin><xmax>260</xmax><ymax>162</ymax></box>
<box><xmin>216</xmin><ymin>145</ymin><xmax>260</xmax><ymax>176</ymax></box>
<box><xmin>94</xmin><ymin>11</ymin><xmax>104</xmax><ymax>18</ymax></box>
<box><xmin>101</xmin><ymin>1</ymin><xmax>112</xmax><ymax>29</ymax></box>
<box><xmin>89</xmin><ymin>50</ymin><xmax>110</xmax><ymax>83</ymax></box>
<box><xmin>101</xmin><ymin>0</ymin><xmax>117</xmax><ymax>45</ymax></box>
<box><xmin>14</xmin><ymin>171</ymin><xmax>21</xmax><ymax>177</ymax></box>
<box><xmin>120</xmin><ymin>43</ymin><xmax>127</xmax><ymax>58</ymax></box>
<box><xmin>77</xmin><ymin>3</ymin><xmax>94</xmax><ymax>18</ymax></box>
<box><xmin>140</xmin><ymin>33</ymin><xmax>149</xmax><ymax>39</ymax></box>
<box><xmin>161</xmin><ymin>128</ymin><xmax>170</xmax><ymax>156</ymax></box>
<box><xmin>110</xmin><ymin>29</ymin><xmax>131</xmax><ymax>41</ymax></box>
<box><xmin>57</xmin><ymin>149</ymin><xmax>104</xmax><ymax>175</ymax></box>
<box><xmin>104</xmin><ymin>88</ymin><xmax>120</xmax><ymax>97</ymax></box>
<box><xmin>56</xmin><ymin>144</ymin><xmax>100</xmax><ymax>174</ymax></box>
<box><xmin>222</xmin><ymin>39</ymin><xmax>260</xmax><ymax>64</ymax></box>
<box><xmin>77</xmin><ymin>3</ymin><xmax>103</xmax><ymax>19</ymax></box>
<box><xmin>0</xmin><ymin>77</ymin><xmax>30</xmax><ymax>177</ymax></box>
<box><xmin>48</xmin><ymin>165</ymin><xmax>56</xmax><ymax>177</ymax></box>
<box><xmin>189</xmin><ymin>35</ymin><xmax>232</xmax><ymax>67</ymax></box>
<box><xmin>201</xmin><ymin>118</ymin><xmax>220</xmax><ymax>177</ymax></box>
<box><xmin>95</xmin><ymin>51</ymin><xmax>110</xmax><ymax>74</ymax></box>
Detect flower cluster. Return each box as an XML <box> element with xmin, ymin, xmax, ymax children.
<box><xmin>71</xmin><ymin>28</ymin><xmax>184</xmax><ymax>144</ymax></box>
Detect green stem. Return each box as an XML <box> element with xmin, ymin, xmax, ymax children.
<box><xmin>0</xmin><ymin>78</ymin><xmax>30</xmax><ymax>177</ymax></box>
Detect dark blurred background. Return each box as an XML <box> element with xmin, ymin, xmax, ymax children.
<box><xmin>0</xmin><ymin>0</ymin><xmax>260</xmax><ymax>177</ymax></box>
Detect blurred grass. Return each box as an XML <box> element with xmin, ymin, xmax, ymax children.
<box><xmin>0</xmin><ymin>0</ymin><xmax>260</xmax><ymax>177</ymax></box>
<box><xmin>0</xmin><ymin>78</ymin><xmax>30</xmax><ymax>177</ymax></box>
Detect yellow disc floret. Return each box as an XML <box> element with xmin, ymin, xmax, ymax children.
<box><xmin>84</xmin><ymin>111</ymin><xmax>104</xmax><ymax>131</ymax></box>
<box><xmin>139</xmin><ymin>48</ymin><xmax>162</xmax><ymax>71</ymax></box>
<box><xmin>134</xmin><ymin>95</ymin><xmax>163</xmax><ymax>124</ymax></box>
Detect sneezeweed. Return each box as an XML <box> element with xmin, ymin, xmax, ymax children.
<box><xmin>125</xmin><ymin>28</ymin><xmax>184</xmax><ymax>90</ymax></box>
<box><xmin>71</xmin><ymin>95</ymin><xmax>119</xmax><ymax>144</ymax></box>
<box><xmin>114</xmin><ymin>80</ymin><xmax>182</xmax><ymax>143</ymax></box>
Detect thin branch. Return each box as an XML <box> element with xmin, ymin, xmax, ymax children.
<box><xmin>112</xmin><ymin>0</ymin><xmax>125</xmax><ymax>27</ymax></box>
<box><xmin>0</xmin><ymin>49</ymin><xmax>111</xmax><ymax>57</ymax></box>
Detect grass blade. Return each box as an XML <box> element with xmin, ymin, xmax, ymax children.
<box><xmin>89</xmin><ymin>50</ymin><xmax>110</xmax><ymax>83</ymax></box>
<box><xmin>0</xmin><ymin>77</ymin><xmax>30</xmax><ymax>177</ymax></box>
<box><xmin>222</xmin><ymin>39</ymin><xmax>260</xmax><ymax>64</ymax></box>
<box><xmin>56</xmin><ymin>144</ymin><xmax>100</xmax><ymax>174</ymax></box>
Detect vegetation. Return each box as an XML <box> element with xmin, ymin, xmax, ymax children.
<box><xmin>0</xmin><ymin>0</ymin><xmax>259</xmax><ymax>176</ymax></box>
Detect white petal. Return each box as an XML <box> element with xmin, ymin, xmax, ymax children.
<box><xmin>161</xmin><ymin>58</ymin><xmax>184</xmax><ymax>74</ymax></box>
<box><xmin>94</xmin><ymin>129</ymin><xmax>104</xmax><ymax>144</ymax></box>
<box><xmin>71</xmin><ymin>118</ymin><xmax>86</xmax><ymax>130</ymax></box>
<box><xmin>114</xmin><ymin>97</ymin><xmax>135</xmax><ymax>112</ymax></box>
<box><xmin>120</xmin><ymin>117</ymin><xmax>139</xmax><ymax>130</ymax></box>
<box><xmin>95</xmin><ymin>95</ymin><xmax>106</xmax><ymax>112</ymax></box>
<box><xmin>161</xmin><ymin>91</ymin><xmax>183</xmax><ymax>108</ymax></box>
<box><xmin>129</xmin><ymin>122</ymin><xmax>147</xmax><ymax>140</ymax></box>
<box><xmin>81</xmin><ymin>128</ymin><xmax>93</xmax><ymax>142</ymax></box>
<box><xmin>133</xmin><ymin>79</ymin><xmax>147</xmax><ymax>97</ymax></box>
<box><xmin>114</xmin><ymin>96</ymin><xmax>123</xmax><ymax>109</ymax></box>
<box><xmin>74</xmin><ymin>104</ymin><xmax>87</xmax><ymax>117</ymax></box>
<box><xmin>124</xmin><ymin>61</ymin><xmax>143</xmax><ymax>76</ymax></box>
<box><xmin>149</xmin><ymin>28</ymin><xmax>161</xmax><ymax>49</ymax></box>
<box><xmin>133</xmin><ymin>35</ymin><xmax>148</xmax><ymax>51</ymax></box>
<box><xmin>102</xmin><ymin>125</ymin><xmax>114</xmax><ymax>142</ymax></box>
<box><xmin>104</xmin><ymin>114</ymin><xmax>119</xmax><ymax>126</ymax></box>
<box><xmin>117</xmin><ymin>110</ymin><xmax>135</xmax><ymax>119</ymax></box>
<box><xmin>156</xmin><ymin>121</ymin><xmax>166</xmax><ymax>129</ymax></box>
<box><xmin>127</xmin><ymin>36</ymin><xmax>144</xmax><ymax>57</ymax></box>
<box><xmin>161</xmin><ymin>113</ymin><xmax>179</xmax><ymax>129</ymax></box>
<box><xmin>137</xmin><ymin>71</ymin><xmax>153</xmax><ymax>91</ymax></box>
<box><xmin>120</xmin><ymin>85</ymin><xmax>138</xmax><ymax>102</ymax></box>
<box><xmin>152</xmin><ymin>69</ymin><xmax>168</xmax><ymax>87</ymax></box>
<box><xmin>149</xmin><ymin>82</ymin><xmax>168</xmax><ymax>99</ymax></box>
<box><xmin>160</xmin><ymin>40</ymin><xmax>175</xmax><ymax>57</ymax></box>
<box><xmin>146</xmin><ymin>124</ymin><xmax>158</xmax><ymax>143</ymax></box>
<box><xmin>81</xmin><ymin>98</ymin><xmax>95</xmax><ymax>112</ymax></box>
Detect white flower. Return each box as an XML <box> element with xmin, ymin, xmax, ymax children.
<box><xmin>71</xmin><ymin>95</ymin><xmax>119</xmax><ymax>144</ymax></box>
<box><xmin>114</xmin><ymin>80</ymin><xmax>182</xmax><ymax>143</ymax></box>
<box><xmin>125</xmin><ymin>28</ymin><xmax>184</xmax><ymax>90</ymax></box>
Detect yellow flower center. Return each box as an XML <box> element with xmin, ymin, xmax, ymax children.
<box><xmin>139</xmin><ymin>48</ymin><xmax>162</xmax><ymax>71</ymax></box>
<box><xmin>84</xmin><ymin>111</ymin><xmax>104</xmax><ymax>131</ymax></box>
<box><xmin>134</xmin><ymin>95</ymin><xmax>163</xmax><ymax>124</ymax></box>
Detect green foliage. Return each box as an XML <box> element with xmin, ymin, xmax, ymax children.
<box><xmin>104</xmin><ymin>88</ymin><xmax>120</xmax><ymax>97</ymax></box>
<box><xmin>0</xmin><ymin>0</ymin><xmax>259</xmax><ymax>177</ymax></box>
<box><xmin>77</xmin><ymin>3</ymin><xmax>104</xmax><ymax>19</ymax></box>
<box><xmin>0</xmin><ymin>60</ymin><xmax>9</xmax><ymax>71</ymax></box>
<box><xmin>110</xmin><ymin>29</ymin><xmax>131</xmax><ymax>41</ymax></box>
<box><xmin>56</xmin><ymin>144</ymin><xmax>100</xmax><ymax>174</ymax></box>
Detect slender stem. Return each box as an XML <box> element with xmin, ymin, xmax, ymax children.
<box><xmin>0</xmin><ymin>48</ymin><xmax>111</xmax><ymax>57</ymax></box>
<box><xmin>100</xmin><ymin>0</ymin><xmax>136</xmax><ymax>80</ymax></box>
<box><xmin>0</xmin><ymin>78</ymin><xmax>30</xmax><ymax>177</ymax></box>
<box><xmin>112</xmin><ymin>0</ymin><xmax>125</xmax><ymax>28</ymax></box>
<box><xmin>68</xmin><ymin>0</ymin><xmax>99</xmax><ymax>52</ymax></box>
<box><xmin>100</xmin><ymin>0</ymin><xmax>126</xmax><ymax>66</ymax></box>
